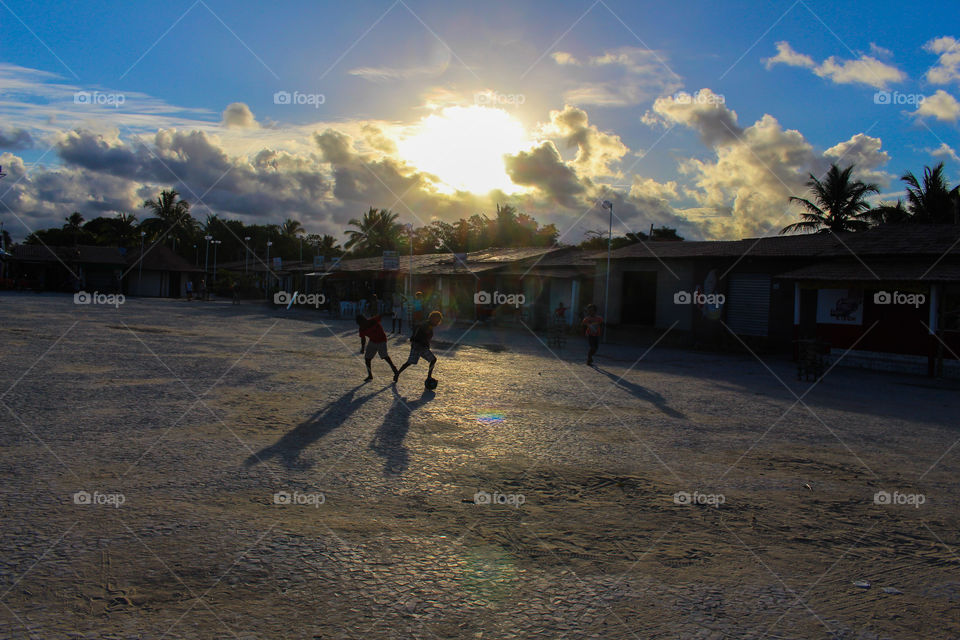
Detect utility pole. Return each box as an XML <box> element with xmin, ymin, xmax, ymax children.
<box><xmin>601</xmin><ymin>200</ymin><xmax>613</xmax><ymax>344</ymax></box>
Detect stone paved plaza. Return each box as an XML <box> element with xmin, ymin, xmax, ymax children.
<box><xmin>1</xmin><ymin>292</ymin><xmax>958</xmax><ymax>639</ymax></box>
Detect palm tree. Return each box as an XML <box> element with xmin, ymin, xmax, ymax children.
<box><xmin>280</xmin><ymin>218</ymin><xmax>305</xmax><ymax>238</ymax></box>
<box><xmin>142</xmin><ymin>190</ymin><xmax>196</xmax><ymax>244</ymax></box>
<box><xmin>306</xmin><ymin>233</ymin><xmax>343</xmax><ymax>257</ymax></box>
<box><xmin>344</xmin><ymin>208</ymin><xmax>401</xmax><ymax>256</ymax></box>
<box><xmin>867</xmin><ymin>200</ymin><xmax>911</xmax><ymax>225</ymax></box>
<box><xmin>780</xmin><ymin>164</ymin><xmax>878</xmax><ymax>234</ymax></box>
<box><xmin>64</xmin><ymin>211</ymin><xmax>84</xmax><ymax>245</ymax></box>
<box><xmin>901</xmin><ymin>163</ymin><xmax>954</xmax><ymax>223</ymax></box>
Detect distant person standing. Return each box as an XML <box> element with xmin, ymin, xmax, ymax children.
<box><xmin>391</xmin><ymin>292</ymin><xmax>405</xmax><ymax>334</ymax></box>
<box><xmin>186</xmin><ymin>279</ymin><xmax>194</xmax><ymax>301</ymax></box>
<box><xmin>231</xmin><ymin>281</ymin><xmax>240</xmax><ymax>305</ymax></box>
<box><xmin>581</xmin><ymin>304</ymin><xmax>603</xmax><ymax>366</ymax></box>
<box><xmin>554</xmin><ymin>301</ymin><xmax>567</xmax><ymax>321</ymax></box>
<box><xmin>199</xmin><ymin>279</ymin><xmax>208</xmax><ymax>301</ymax></box>
<box><xmin>412</xmin><ymin>291</ymin><xmax>424</xmax><ymax>327</ymax></box>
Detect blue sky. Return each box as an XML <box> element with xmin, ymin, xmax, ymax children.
<box><xmin>1</xmin><ymin>0</ymin><xmax>957</xmax><ymax>242</ymax></box>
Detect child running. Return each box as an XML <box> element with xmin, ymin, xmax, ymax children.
<box><xmin>357</xmin><ymin>313</ymin><xmax>399</xmax><ymax>381</ymax></box>
<box><xmin>581</xmin><ymin>304</ymin><xmax>604</xmax><ymax>366</ymax></box>
<box><xmin>394</xmin><ymin>310</ymin><xmax>442</xmax><ymax>385</ymax></box>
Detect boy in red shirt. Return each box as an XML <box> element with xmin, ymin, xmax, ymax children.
<box><xmin>581</xmin><ymin>304</ymin><xmax>603</xmax><ymax>366</ymax></box>
<box><xmin>357</xmin><ymin>314</ymin><xmax>399</xmax><ymax>381</ymax></box>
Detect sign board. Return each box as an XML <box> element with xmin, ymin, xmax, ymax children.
<box><xmin>273</xmin><ymin>257</ymin><xmax>282</xmax><ymax>269</ymax></box>
<box><xmin>331</xmin><ymin>257</ymin><xmax>342</xmax><ymax>270</ymax></box>
<box><xmin>382</xmin><ymin>250</ymin><xmax>399</xmax><ymax>271</ymax></box>
<box><xmin>313</xmin><ymin>255</ymin><xmax>324</xmax><ymax>267</ymax></box>
<box><xmin>453</xmin><ymin>253</ymin><xmax>467</xmax><ymax>267</ymax></box>
<box><xmin>816</xmin><ymin>288</ymin><xmax>863</xmax><ymax>325</ymax></box>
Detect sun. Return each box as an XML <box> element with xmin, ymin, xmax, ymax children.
<box><xmin>397</xmin><ymin>105</ymin><xmax>532</xmax><ymax>195</ymax></box>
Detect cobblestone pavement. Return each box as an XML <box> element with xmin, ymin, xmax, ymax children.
<box><xmin>1</xmin><ymin>292</ymin><xmax>959</xmax><ymax>639</ymax></box>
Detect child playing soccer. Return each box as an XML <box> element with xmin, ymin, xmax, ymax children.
<box><xmin>394</xmin><ymin>310</ymin><xmax>442</xmax><ymax>386</ymax></box>
<box><xmin>357</xmin><ymin>313</ymin><xmax>399</xmax><ymax>381</ymax></box>
<box><xmin>581</xmin><ymin>304</ymin><xmax>603</xmax><ymax>366</ymax></box>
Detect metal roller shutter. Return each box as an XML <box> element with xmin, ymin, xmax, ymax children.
<box><xmin>726</xmin><ymin>274</ymin><xmax>770</xmax><ymax>336</ymax></box>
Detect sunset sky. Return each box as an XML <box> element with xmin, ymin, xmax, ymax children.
<box><xmin>1</xmin><ymin>0</ymin><xmax>957</xmax><ymax>242</ymax></box>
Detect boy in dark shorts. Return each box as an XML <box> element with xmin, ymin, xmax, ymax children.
<box><xmin>357</xmin><ymin>314</ymin><xmax>399</xmax><ymax>381</ymax></box>
<box><xmin>581</xmin><ymin>304</ymin><xmax>603</xmax><ymax>366</ymax></box>
<box><xmin>394</xmin><ymin>310</ymin><xmax>442</xmax><ymax>385</ymax></box>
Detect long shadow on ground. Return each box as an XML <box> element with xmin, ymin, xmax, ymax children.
<box><xmin>369</xmin><ymin>385</ymin><xmax>435</xmax><ymax>477</ymax></box>
<box><xmin>592</xmin><ymin>366</ymin><xmax>686</xmax><ymax>419</ymax></box>
<box><xmin>245</xmin><ymin>383</ymin><xmax>388</xmax><ymax>470</ymax></box>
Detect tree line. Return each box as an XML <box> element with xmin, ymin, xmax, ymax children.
<box><xmin>21</xmin><ymin>194</ymin><xmax>681</xmax><ymax>262</ymax></box>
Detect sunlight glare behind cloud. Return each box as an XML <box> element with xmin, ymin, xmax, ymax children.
<box><xmin>397</xmin><ymin>105</ymin><xmax>533</xmax><ymax>195</ymax></box>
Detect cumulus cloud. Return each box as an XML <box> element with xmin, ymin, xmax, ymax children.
<box><xmin>550</xmin><ymin>52</ymin><xmax>580</xmax><ymax>66</ymax></box>
<box><xmin>764</xmin><ymin>41</ymin><xmax>906</xmax><ymax>89</ymax></box>
<box><xmin>914</xmin><ymin>89</ymin><xmax>960</xmax><ymax>122</ymax></box>
<box><xmin>815</xmin><ymin>55</ymin><xmax>905</xmax><ymax>89</ymax></box>
<box><xmin>824</xmin><ymin>133</ymin><xmax>892</xmax><ymax>185</ymax></box>
<box><xmin>540</xmin><ymin>105</ymin><xmax>629</xmax><ymax>178</ymax></box>
<box><xmin>0</xmin><ymin>127</ymin><xmax>33</xmax><ymax>150</ymax></box>
<box><xmin>763</xmin><ymin>41</ymin><xmax>815</xmax><ymax>69</ymax></box>
<box><xmin>503</xmin><ymin>142</ymin><xmax>585</xmax><ymax>207</ymax></box>
<box><xmin>930</xmin><ymin>142</ymin><xmax>960</xmax><ymax>163</ymax></box>
<box><xmin>924</xmin><ymin>36</ymin><xmax>960</xmax><ymax>85</ymax></box>
<box><xmin>650</xmin><ymin>89</ymin><xmax>741</xmax><ymax>147</ymax></box>
<box><xmin>630</xmin><ymin>176</ymin><xmax>678</xmax><ymax>201</ymax></box>
<box><xmin>646</xmin><ymin>90</ymin><xmax>892</xmax><ymax>238</ymax></box>
<box><xmin>221</xmin><ymin>102</ymin><xmax>259</xmax><ymax>129</ymax></box>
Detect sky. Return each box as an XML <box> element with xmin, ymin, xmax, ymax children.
<box><xmin>0</xmin><ymin>0</ymin><xmax>958</xmax><ymax>243</ymax></box>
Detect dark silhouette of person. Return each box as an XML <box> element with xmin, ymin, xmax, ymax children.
<box><xmin>245</xmin><ymin>384</ymin><xmax>387</xmax><ymax>469</ymax></box>
<box><xmin>369</xmin><ymin>385</ymin><xmax>434</xmax><ymax>476</ymax></box>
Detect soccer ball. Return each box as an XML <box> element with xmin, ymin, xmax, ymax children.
<box><xmin>424</xmin><ymin>377</ymin><xmax>438</xmax><ymax>390</ymax></box>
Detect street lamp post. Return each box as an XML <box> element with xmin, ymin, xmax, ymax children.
<box><xmin>0</xmin><ymin>166</ymin><xmax>5</xmax><ymax>281</ymax></box>
<box><xmin>244</xmin><ymin>236</ymin><xmax>251</xmax><ymax>274</ymax></box>
<box><xmin>404</xmin><ymin>224</ymin><xmax>414</xmax><ymax>299</ymax></box>
<box><xmin>204</xmin><ymin>235</ymin><xmax>212</xmax><ymax>282</ymax></box>
<box><xmin>138</xmin><ymin>231</ymin><xmax>146</xmax><ymax>293</ymax></box>
<box><xmin>266</xmin><ymin>240</ymin><xmax>273</xmax><ymax>296</ymax></box>
<box><xmin>212</xmin><ymin>240</ymin><xmax>222</xmax><ymax>275</ymax></box>
<box><xmin>601</xmin><ymin>200</ymin><xmax>613</xmax><ymax>344</ymax></box>
<box><xmin>193</xmin><ymin>244</ymin><xmax>198</xmax><ymax>266</ymax></box>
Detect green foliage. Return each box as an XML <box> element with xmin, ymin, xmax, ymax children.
<box><xmin>781</xmin><ymin>164</ymin><xmax>878</xmax><ymax>234</ymax></box>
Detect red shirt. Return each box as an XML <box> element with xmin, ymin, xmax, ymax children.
<box><xmin>359</xmin><ymin>315</ymin><xmax>387</xmax><ymax>343</ymax></box>
<box><xmin>582</xmin><ymin>315</ymin><xmax>603</xmax><ymax>336</ymax></box>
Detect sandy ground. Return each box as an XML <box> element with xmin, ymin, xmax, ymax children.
<box><xmin>1</xmin><ymin>292</ymin><xmax>958</xmax><ymax>639</ymax></box>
